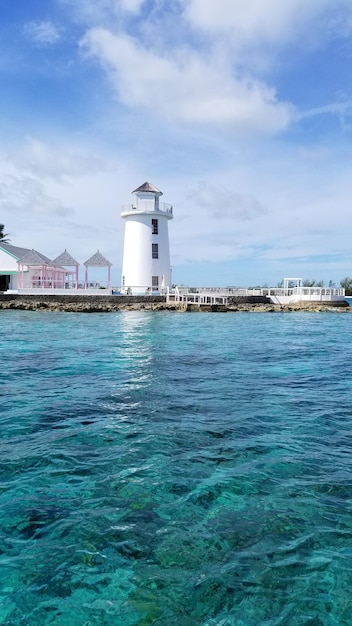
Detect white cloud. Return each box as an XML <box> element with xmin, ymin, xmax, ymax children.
<box><xmin>23</xmin><ymin>20</ymin><xmax>61</xmax><ymax>45</ymax></box>
<box><xmin>58</xmin><ymin>0</ymin><xmax>145</xmax><ymax>27</ymax></box>
<box><xmin>183</xmin><ymin>0</ymin><xmax>349</xmax><ymax>49</ymax></box>
<box><xmin>187</xmin><ymin>181</ymin><xmax>266</xmax><ymax>220</ymax></box>
<box><xmin>120</xmin><ymin>0</ymin><xmax>145</xmax><ymax>12</ymax></box>
<box><xmin>0</xmin><ymin>174</ymin><xmax>73</xmax><ymax>219</ymax></box>
<box><xmin>181</xmin><ymin>0</ymin><xmax>352</xmax><ymax>84</ymax></box>
<box><xmin>8</xmin><ymin>138</ymin><xmax>107</xmax><ymax>181</ymax></box>
<box><xmin>164</xmin><ymin>140</ymin><xmax>352</xmax><ymax>272</ymax></box>
<box><xmin>300</xmin><ymin>100</ymin><xmax>352</xmax><ymax>126</ymax></box>
<box><xmin>81</xmin><ymin>28</ymin><xmax>294</xmax><ymax>134</ymax></box>
<box><xmin>0</xmin><ymin>138</ymin><xmax>151</xmax><ymax>272</ymax></box>
<box><xmin>297</xmin><ymin>146</ymin><xmax>331</xmax><ymax>161</ymax></box>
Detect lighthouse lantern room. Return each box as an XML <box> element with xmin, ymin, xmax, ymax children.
<box><xmin>121</xmin><ymin>182</ymin><xmax>173</xmax><ymax>294</ymax></box>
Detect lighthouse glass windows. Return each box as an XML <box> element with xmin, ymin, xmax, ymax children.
<box><xmin>152</xmin><ymin>218</ymin><xmax>158</xmax><ymax>235</ymax></box>
<box><xmin>152</xmin><ymin>243</ymin><xmax>159</xmax><ymax>259</ymax></box>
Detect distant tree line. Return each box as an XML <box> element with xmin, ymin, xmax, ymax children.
<box><xmin>340</xmin><ymin>278</ymin><xmax>352</xmax><ymax>295</ymax></box>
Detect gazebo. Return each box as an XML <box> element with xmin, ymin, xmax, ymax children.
<box><xmin>52</xmin><ymin>249</ymin><xmax>80</xmax><ymax>289</ymax></box>
<box><xmin>17</xmin><ymin>249</ymin><xmax>69</xmax><ymax>289</ymax></box>
<box><xmin>83</xmin><ymin>250</ymin><xmax>112</xmax><ymax>290</ymax></box>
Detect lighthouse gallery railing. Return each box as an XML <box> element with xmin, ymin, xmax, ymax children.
<box><xmin>121</xmin><ymin>202</ymin><xmax>173</xmax><ymax>215</ymax></box>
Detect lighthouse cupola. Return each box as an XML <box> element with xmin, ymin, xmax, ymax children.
<box><xmin>121</xmin><ymin>182</ymin><xmax>173</xmax><ymax>295</ymax></box>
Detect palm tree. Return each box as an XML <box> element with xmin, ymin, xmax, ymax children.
<box><xmin>0</xmin><ymin>224</ymin><xmax>10</xmax><ymax>243</ymax></box>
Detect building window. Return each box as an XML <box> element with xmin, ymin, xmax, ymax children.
<box><xmin>152</xmin><ymin>276</ymin><xmax>159</xmax><ymax>290</ymax></box>
<box><xmin>152</xmin><ymin>243</ymin><xmax>159</xmax><ymax>259</ymax></box>
<box><xmin>152</xmin><ymin>218</ymin><xmax>158</xmax><ymax>234</ymax></box>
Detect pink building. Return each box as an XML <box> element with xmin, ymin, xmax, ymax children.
<box><xmin>0</xmin><ymin>243</ymin><xmax>112</xmax><ymax>294</ymax></box>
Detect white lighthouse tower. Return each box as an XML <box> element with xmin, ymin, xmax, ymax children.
<box><xmin>121</xmin><ymin>182</ymin><xmax>173</xmax><ymax>294</ymax></box>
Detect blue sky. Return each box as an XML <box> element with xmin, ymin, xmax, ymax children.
<box><xmin>1</xmin><ymin>0</ymin><xmax>352</xmax><ymax>287</ymax></box>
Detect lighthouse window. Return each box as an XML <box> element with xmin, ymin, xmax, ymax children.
<box><xmin>152</xmin><ymin>243</ymin><xmax>159</xmax><ymax>259</ymax></box>
<box><xmin>152</xmin><ymin>276</ymin><xmax>159</xmax><ymax>290</ymax></box>
<box><xmin>152</xmin><ymin>218</ymin><xmax>158</xmax><ymax>234</ymax></box>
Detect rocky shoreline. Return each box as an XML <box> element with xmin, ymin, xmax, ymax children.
<box><xmin>0</xmin><ymin>295</ymin><xmax>350</xmax><ymax>313</ymax></box>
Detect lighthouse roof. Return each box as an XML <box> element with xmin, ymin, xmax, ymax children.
<box><xmin>132</xmin><ymin>181</ymin><xmax>163</xmax><ymax>195</ymax></box>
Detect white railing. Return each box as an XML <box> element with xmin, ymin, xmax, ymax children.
<box><xmin>8</xmin><ymin>280</ymin><xmax>169</xmax><ymax>296</ymax></box>
<box><xmin>171</xmin><ymin>286</ymin><xmax>344</xmax><ymax>296</ymax></box>
<box><xmin>168</xmin><ymin>286</ymin><xmax>345</xmax><ymax>305</ymax></box>
<box><xmin>14</xmin><ymin>279</ymin><xmax>112</xmax><ymax>291</ymax></box>
<box><xmin>115</xmin><ymin>286</ymin><xmax>169</xmax><ymax>295</ymax></box>
<box><xmin>121</xmin><ymin>202</ymin><xmax>173</xmax><ymax>215</ymax></box>
<box><xmin>265</xmin><ymin>287</ymin><xmax>345</xmax><ymax>302</ymax></box>
<box><xmin>175</xmin><ymin>286</ymin><xmax>269</xmax><ymax>297</ymax></box>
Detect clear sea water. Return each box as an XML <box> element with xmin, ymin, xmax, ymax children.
<box><xmin>1</xmin><ymin>310</ymin><xmax>352</xmax><ymax>626</ymax></box>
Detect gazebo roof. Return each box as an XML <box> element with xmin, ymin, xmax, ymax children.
<box><xmin>53</xmin><ymin>249</ymin><xmax>80</xmax><ymax>266</ymax></box>
<box><xmin>132</xmin><ymin>181</ymin><xmax>163</xmax><ymax>195</ymax></box>
<box><xmin>84</xmin><ymin>250</ymin><xmax>112</xmax><ymax>267</ymax></box>
<box><xmin>18</xmin><ymin>249</ymin><xmax>53</xmax><ymax>266</ymax></box>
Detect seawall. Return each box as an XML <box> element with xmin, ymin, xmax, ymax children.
<box><xmin>0</xmin><ymin>294</ymin><xmax>350</xmax><ymax>312</ymax></box>
<box><xmin>0</xmin><ymin>294</ymin><xmax>173</xmax><ymax>312</ymax></box>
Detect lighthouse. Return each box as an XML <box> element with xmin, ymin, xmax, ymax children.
<box><xmin>121</xmin><ymin>182</ymin><xmax>173</xmax><ymax>294</ymax></box>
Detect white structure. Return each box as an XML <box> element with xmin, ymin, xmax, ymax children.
<box><xmin>121</xmin><ymin>182</ymin><xmax>173</xmax><ymax>294</ymax></box>
<box><xmin>168</xmin><ymin>278</ymin><xmax>345</xmax><ymax>306</ymax></box>
<box><xmin>266</xmin><ymin>277</ymin><xmax>345</xmax><ymax>305</ymax></box>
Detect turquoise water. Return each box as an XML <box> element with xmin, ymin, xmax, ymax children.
<box><xmin>1</xmin><ymin>310</ymin><xmax>352</xmax><ymax>625</ymax></box>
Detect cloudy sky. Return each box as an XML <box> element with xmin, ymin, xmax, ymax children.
<box><xmin>1</xmin><ymin>0</ymin><xmax>352</xmax><ymax>287</ymax></box>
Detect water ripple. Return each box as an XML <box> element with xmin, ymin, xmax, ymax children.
<box><xmin>1</xmin><ymin>311</ymin><xmax>352</xmax><ymax>624</ymax></box>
